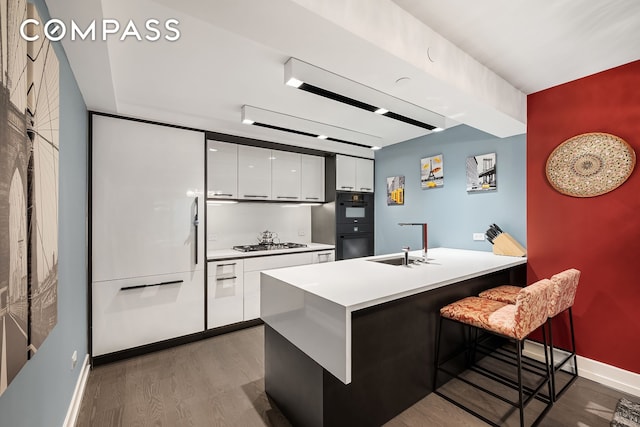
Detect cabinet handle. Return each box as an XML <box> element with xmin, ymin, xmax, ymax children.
<box><xmin>340</xmin><ymin>186</ymin><xmax>354</xmax><ymax>189</ymax></box>
<box><xmin>243</xmin><ymin>195</ymin><xmax>268</xmax><ymax>198</ymax></box>
<box><xmin>212</xmin><ymin>193</ymin><xmax>233</xmax><ymax>197</ymax></box>
<box><xmin>194</xmin><ymin>196</ymin><xmax>199</xmax><ymax>265</ymax></box>
<box><xmin>216</xmin><ymin>276</ymin><xmax>237</xmax><ymax>281</ymax></box>
<box><xmin>304</xmin><ymin>197</ymin><xmax>320</xmax><ymax>200</ymax></box>
<box><xmin>276</xmin><ymin>196</ymin><xmax>298</xmax><ymax>199</ymax></box>
<box><xmin>215</xmin><ymin>263</ymin><xmax>237</xmax><ymax>267</ymax></box>
<box><xmin>360</xmin><ymin>187</ymin><xmax>372</xmax><ymax>191</ymax></box>
<box><xmin>120</xmin><ymin>280</ymin><xmax>183</xmax><ymax>291</ymax></box>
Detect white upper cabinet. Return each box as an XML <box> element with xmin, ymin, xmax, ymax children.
<box><xmin>355</xmin><ymin>158</ymin><xmax>374</xmax><ymax>192</ymax></box>
<box><xmin>300</xmin><ymin>154</ymin><xmax>325</xmax><ymax>202</ymax></box>
<box><xmin>272</xmin><ymin>151</ymin><xmax>301</xmax><ymax>201</ymax></box>
<box><xmin>336</xmin><ymin>155</ymin><xmax>374</xmax><ymax>192</ymax></box>
<box><xmin>207</xmin><ymin>140</ymin><xmax>238</xmax><ymax>199</ymax></box>
<box><xmin>238</xmin><ymin>145</ymin><xmax>272</xmax><ymax>200</ymax></box>
<box><xmin>336</xmin><ymin>155</ymin><xmax>357</xmax><ymax>191</ymax></box>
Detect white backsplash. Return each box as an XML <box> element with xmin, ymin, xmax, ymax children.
<box><xmin>207</xmin><ymin>203</ymin><xmax>312</xmax><ymax>250</ymax></box>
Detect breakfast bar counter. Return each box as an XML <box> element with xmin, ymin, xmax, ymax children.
<box><xmin>261</xmin><ymin>247</ymin><xmax>527</xmax><ymax>427</ymax></box>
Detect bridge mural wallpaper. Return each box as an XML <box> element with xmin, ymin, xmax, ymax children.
<box><xmin>0</xmin><ymin>0</ymin><xmax>59</xmax><ymax>396</ymax></box>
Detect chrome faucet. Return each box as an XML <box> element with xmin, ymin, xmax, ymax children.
<box><xmin>398</xmin><ymin>223</ymin><xmax>428</xmax><ymax>259</ymax></box>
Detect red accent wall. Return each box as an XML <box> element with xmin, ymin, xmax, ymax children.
<box><xmin>527</xmin><ymin>60</ymin><xmax>640</xmax><ymax>373</ymax></box>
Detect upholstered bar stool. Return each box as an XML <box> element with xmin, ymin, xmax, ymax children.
<box><xmin>434</xmin><ymin>279</ymin><xmax>553</xmax><ymax>427</ymax></box>
<box><xmin>478</xmin><ymin>268</ymin><xmax>581</xmax><ymax>401</ymax></box>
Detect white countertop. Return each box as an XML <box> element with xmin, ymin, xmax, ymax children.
<box><xmin>207</xmin><ymin>243</ymin><xmax>335</xmax><ymax>261</ymax></box>
<box><xmin>260</xmin><ymin>247</ymin><xmax>526</xmax><ymax>384</ymax></box>
<box><xmin>264</xmin><ymin>247</ymin><xmax>526</xmax><ymax>311</ymax></box>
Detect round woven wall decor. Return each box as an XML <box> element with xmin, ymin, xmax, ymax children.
<box><xmin>545</xmin><ymin>132</ymin><xmax>636</xmax><ymax>197</ymax></box>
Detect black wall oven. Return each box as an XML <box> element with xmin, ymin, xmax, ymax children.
<box><xmin>335</xmin><ymin>192</ymin><xmax>374</xmax><ymax>260</ymax></box>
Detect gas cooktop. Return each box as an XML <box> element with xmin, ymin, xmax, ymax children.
<box><xmin>232</xmin><ymin>242</ymin><xmax>308</xmax><ymax>252</ymax></box>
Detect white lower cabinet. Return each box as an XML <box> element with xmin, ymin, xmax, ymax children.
<box><xmin>92</xmin><ymin>270</ymin><xmax>205</xmax><ymax>356</ymax></box>
<box><xmin>243</xmin><ymin>252</ymin><xmax>314</xmax><ymax>321</ymax></box>
<box><xmin>207</xmin><ymin>260</ymin><xmax>244</xmax><ymax>329</ymax></box>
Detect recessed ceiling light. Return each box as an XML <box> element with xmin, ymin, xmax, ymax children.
<box><xmin>317</xmin><ymin>135</ymin><xmax>328</xmax><ymax>140</ymax></box>
<box><xmin>242</xmin><ymin>118</ymin><xmax>255</xmax><ymax>125</ymax></box>
<box><xmin>374</xmin><ymin>108</ymin><xmax>388</xmax><ymax>115</ymax></box>
<box><xmin>209</xmin><ymin>148</ymin><xmax>218</xmax><ymax>152</ymax></box>
<box><xmin>432</xmin><ymin>127</ymin><xmax>444</xmax><ymax>132</ymax></box>
<box><xmin>371</xmin><ymin>146</ymin><xmax>382</xmax><ymax>150</ymax></box>
<box><xmin>285</xmin><ymin>77</ymin><xmax>304</xmax><ymax>88</ymax></box>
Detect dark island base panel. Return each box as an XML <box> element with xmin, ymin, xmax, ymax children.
<box><xmin>265</xmin><ymin>265</ymin><xmax>526</xmax><ymax>427</ymax></box>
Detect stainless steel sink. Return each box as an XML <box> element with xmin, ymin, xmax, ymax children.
<box><xmin>368</xmin><ymin>256</ymin><xmax>419</xmax><ymax>266</ymax></box>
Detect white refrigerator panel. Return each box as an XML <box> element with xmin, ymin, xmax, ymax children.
<box><xmin>92</xmin><ymin>270</ymin><xmax>205</xmax><ymax>356</ymax></box>
<box><xmin>92</xmin><ymin>116</ymin><xmax>205</xmax><ymax>282</ymax></box>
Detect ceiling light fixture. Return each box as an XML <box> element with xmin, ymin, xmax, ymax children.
<box><xmin>432</xmin><ymin>127</ymin><xmax>444</xmax><ymax>132</ymax></box>
<box><xmin>284</xmin><ymin>58</ymin><xmax>446</xmax><ymax>132</ymax></box>
<box><xmin>371</xmin><ymin>146</ymin><xmax>381</xmax><ymax>151</ymax></box>
<box><xmin>285</xmin><ymin>77</ymin><xmax>304</xmax><ymax>88</ymax></box>
<box><xmin>241</xmin><ymin>105</ymin><xmax>381</xmax><ymax>150</ymax></box>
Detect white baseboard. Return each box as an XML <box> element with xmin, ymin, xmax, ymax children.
<box><xmin>523</xmin><ymin>340</ymin><xmax>640</xmax><ymax>398</ymax></box>
<box><xmin>63</xmin><ymin>354</ymin><xmax>90</xmax><ymax>427</ymax></box>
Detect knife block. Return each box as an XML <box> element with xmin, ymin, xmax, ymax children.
<box><xmin>492</xmin><ymin>233</ymin><xmax>527</xmax><ymax>257</ymax></box>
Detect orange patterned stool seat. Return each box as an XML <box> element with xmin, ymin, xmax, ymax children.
<box><xmin>434</xmin><ymin>279</ymin><xmax>554</xmax><ymax>427</ymax></box>
<box><xmin>478</xmin><ymin>284</ymin><xmax>522</xmax><ymax>304</ymax></box>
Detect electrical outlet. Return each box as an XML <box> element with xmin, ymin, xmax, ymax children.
<box><xmin>71</xmin><ymin>350</ymin><xmax>78</xmax><ymax>370</ymax></box>
<box><xmin>473</xmin><ymin>233</ymin><xmax>485</xmax><ymax>241</ymax></box>
<box><xmin>298</xmin><ymin>230</ymin><xmax>305</xmax><ymax>236</ymax></box>
<box><xmin>208</xmin><ymin>233</ymin><xmax>217</xmax><ymax>241</ymax></box>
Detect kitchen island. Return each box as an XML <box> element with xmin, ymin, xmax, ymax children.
<box><xmin>261</xmin><ymin>247</ymin><xmax>527</xmax><ymax>427</ymax></box>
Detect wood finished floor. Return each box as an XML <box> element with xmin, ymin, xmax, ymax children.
<box><xmin>77</xmin><ymin>326</ymin><xmax>635</xmax><ymax>427</ymax></box>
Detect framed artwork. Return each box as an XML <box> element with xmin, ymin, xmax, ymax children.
<box><xmin>421</xmin><ymin>154</ymin><xmax>443</xmax><ymax>189</ymax></box>
<box><xmin>466</xmin><ymin>152</ymin><xmax>497</xmax><ymax>192</ymax></box>
<box><xmin>386</xmin><ymin>176</ymin><xmax>405</xmax><ymax>205</ymax></box>
<box><xmin>0</xmin><ymin>1</ymin><xmax>59</xmax><ymax>397</ymax></box>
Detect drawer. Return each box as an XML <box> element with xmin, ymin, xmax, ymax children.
<box><xmin>92</xmin><ymin>270</ymin><xmax>205</xmax><ymax>356</ymax></box>
<box><xmin>207</xmin><ymin>260</ymin><xmax>244</xmax><ymax>328</ymax></box>
<box><xmin>312</xmin><ymin>250</ymin><xmax>335</xmax><ymax>263</ymax></box>
<box><xmin>243</xmin><ymin>252</ymin><xmax>313</xmax><ymax>272</ymax></box>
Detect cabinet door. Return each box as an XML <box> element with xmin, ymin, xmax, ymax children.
<box><xmin>92</xmin><ymin>270</ymin><xmax>205</xmax><ymax>356</ymax></box>
<box><xmin>301</xmin><ymin>155</ymin><xmax>325</xmax><ymax>202</ymax></box>
<box><xmin>336</xmin><ymin>155</ymin><xmax>357</xmax><ymax>191</ymax></box>
<box><xmin>238</xmin><ymin>145</ymin><xmax>272</xmax><ymax>200</ymax></box>
<box><xmin>207</xmin><ymin>260</ymin><xmax>244</xmax><ymax>328</ymax></box>
<box><xmin>207</xmin><ymin>140</ymin><xmax>238</xmax><ymax>199</ymax></box>
<box><xmin>356</xmin><ymin>158</ymin><xmax>374</xmax><ymax>192</ymax></box>
<box><xmin>272</xmin><ymin>150</ymin><xmax>301</xmax><ymax>201</ymax></box>
<box><xmin>312</xmin><ymin>250</ymin><xmax>335</xmax><ymax>263</ymax></box>
<box><xmin>92</xmin><ymin>116</ymin><xmax>205</xmax><ymax>282</ymax></box>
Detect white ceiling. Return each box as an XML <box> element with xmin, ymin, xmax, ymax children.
<box><xmin>47</xmin><ymin>0</ymin><xmax>640</xmax><ymax>156</ymax></box>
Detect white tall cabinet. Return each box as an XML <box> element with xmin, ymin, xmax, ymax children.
<box><xmin>91</xmin><ymin>116</ymin><xmax>206</xmax><ymax>357</ymax></box>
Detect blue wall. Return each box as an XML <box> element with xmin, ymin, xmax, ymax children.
<box><xmin>0</xmin><ymin>0</ymin><xmax>88</xmax><ymax>425</ymax></box>
<box><xmin>374</xmin><ymin>125</ymin><xmax>526</xmax><ymax>255</ymax></box>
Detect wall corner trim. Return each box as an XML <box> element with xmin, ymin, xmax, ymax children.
<box><xmin>63</xmin><ymin>354</ymin><xmax>91</xmax><ymax>427</ymax></box>
<box><xmin>524</xmin><ymin>340</ymin><xmax>640</xmax><ymax>398</ymax></box>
